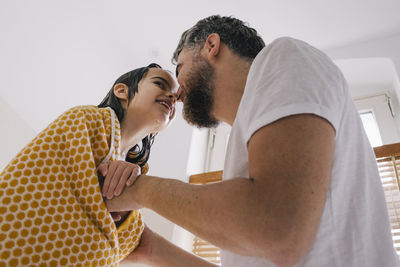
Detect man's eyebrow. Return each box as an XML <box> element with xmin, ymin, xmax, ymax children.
<box><xmin>151</xmin><ymin>76</ymin><xmax>171</xmax><ymax>88</ymax></box>
<box><xmin>175</xmin><ymin>63</ymin><xmax>182</xmax><ymax>78</ymax></box>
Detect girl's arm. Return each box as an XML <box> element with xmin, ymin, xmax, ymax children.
<box><xmin>123</xmin><ymin>226</ymin><xmax>218</xmax><ymax>267</ymax></box>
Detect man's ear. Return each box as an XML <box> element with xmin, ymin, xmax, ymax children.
<box><xmin>203</xmin><ymin>33</ymin><xmax>221</xmax><ymax>61</ymax></box>
<box><xmin>113</xmin><ymin>83</ymin><xmax>129</xmax><ymax>109</ymax></box>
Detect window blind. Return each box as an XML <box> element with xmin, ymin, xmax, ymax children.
<box><xmin>374</xmin><ymin>143</ymin><xmax>400</xmax><ymax>255</ymax></box>
<box><xmin>189</xmin><ymin>170</ymin><xmax>223</xmax><ymax>265</ymax></box>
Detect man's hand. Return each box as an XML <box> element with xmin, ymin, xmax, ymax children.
<box><xmin>105</xmin><ymin>174</ymin><xmax>146</xmax><ymax>212</ymax></box>
<box><xmin>97</xmin><ymin>160</ymin><xmax>140</xmax><ymax>199</ymax></box>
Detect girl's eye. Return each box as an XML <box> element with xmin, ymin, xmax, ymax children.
<box><xmin>154</xmin><ymin>81</ymin><xmax>164</xmax><ymax>89</ymax></box>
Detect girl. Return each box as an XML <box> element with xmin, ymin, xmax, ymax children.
<box><xmin>0</xmin><ymin>63</ymin><xmax>178</xmax><ymax>266</ymax></box>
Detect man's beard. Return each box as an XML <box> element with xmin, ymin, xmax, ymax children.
<box><xmin>182</xmin><ymin>55</ymin><xmax>219</xmax><ymax>128</ymax></box>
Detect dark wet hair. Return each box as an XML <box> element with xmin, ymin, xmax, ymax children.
<box><xmin>98</xmin><ymin>63</ymin><xmax>161</xmax><ymax>167</ymax></box>
<box><xmin>172</xmin><ymin>15</ymin><xmax>265</xmax><ymax>64</ymax></box>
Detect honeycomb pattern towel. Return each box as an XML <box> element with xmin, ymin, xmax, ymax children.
<box><xmin>0</xmin><ymin>105</ymin><xmax>144</xmax><ymax>266</ymax></box>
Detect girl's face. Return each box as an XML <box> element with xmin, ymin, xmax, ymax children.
<box><xmin>122</xmin><ymin>68</ymin><xmax>178</xmax><ymax>133</ymax></box>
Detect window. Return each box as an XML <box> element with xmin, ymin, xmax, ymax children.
<box><xmin>205</xmin><ymin>123</ymin><xmax>231</xmax><ymax>172</ymax></box>
<box><xmin>359</xmin><ymin>110</ymin><xmax>383</xmax><ymax>147</ymax></box>
<box><xmin>189</xmin><ymin>171</ymin><xmax>223</xmax><ymax>265</ymax></box>
<box><xmin>354</xmin><ymin>93</ymin><xmax>400</xmax><ymax>145</ymax></box>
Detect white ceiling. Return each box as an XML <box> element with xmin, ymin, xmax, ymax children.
<box><xmin>1</xmin><ymin>0</ymin><xmax>400</xmax><ymax>132</ymax></box>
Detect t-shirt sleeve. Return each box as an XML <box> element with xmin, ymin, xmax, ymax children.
<box><xmin>241</xmin><ymin>37</ymin><xmax>346</xmax><ymax>143</ymax></box>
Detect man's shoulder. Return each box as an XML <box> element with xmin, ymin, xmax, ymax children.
<box><xmin>270</xmin><ymin>36</ymin><xmax>299</xmax><ymax>45</ymax></box>
<box><xmin>270</xmin><ymin>36</ymin><xmax>313</xmax><ymax>47</ymax></box>
<box><xmin>266</xmin><ymin>37</ymin><xmax>318</xmax><ymax>56</ymax></box>
<box><xmin>253</xmin><ymin>37</ymin><xmax>307</xmax><ymax>64</ymax></box>
<box><xmin>249</xmin><ymin>37</ymin><xmax>307</xmax><ymax>77</ymax></box>
<box><xmin>257</xmin><ymin>36</ymin><xmax>332</xmax><ymax>72</ymax></box>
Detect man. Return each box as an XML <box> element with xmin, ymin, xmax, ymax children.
<box><xmin>106</xmin><ymin>15</ymin><xmax>399</xmax><ymax>266</ymax></box>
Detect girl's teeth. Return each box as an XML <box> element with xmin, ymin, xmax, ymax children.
<box><xmin>159</xmin><ymin>101</ymin><xmax>169</xmax><ymax>110</ymax></box>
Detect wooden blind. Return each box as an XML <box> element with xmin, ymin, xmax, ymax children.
<box><xmin>374</xmin><ymin>143</ymin><xmax>400</xmax><ymax>254</ymax></box>
<box><xmin>189</xmin><ymin>170</ymin><xmax>223</xmax><ymax>265</ymax></box>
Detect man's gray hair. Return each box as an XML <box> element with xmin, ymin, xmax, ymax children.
<box><xmin>172</xmin><ymin>15</ymin><xmax>265</xmax><ymax>64</ymax></box>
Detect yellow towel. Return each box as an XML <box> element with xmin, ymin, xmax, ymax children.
<box><xmin>0</xmin><ymin>105</ymin><xmax>144</xmax><ymax>266</ymax></box>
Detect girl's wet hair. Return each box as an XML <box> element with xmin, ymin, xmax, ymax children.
<box><xmin>98</xmin><ymin>63</ymin><xmax>161</xmax><ymax>167</ymax></box>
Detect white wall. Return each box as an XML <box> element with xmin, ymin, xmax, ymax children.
<box><xmin>326</xmin><ymin>33</ymin><xmax>400</xmax><ymax>80</ymax></box>
<box><xmin>326</xmin><ymin>33</ymin><xmax>400</xmax><ymax>106</ymax></box>
<box><xmin>325</xmin><ymin>34</ymin><xmax>400</xmax><ymax>144</ymax></box>
<box><xmin>0</xmin><ymin>97</ymin><xmax>36</xmax><ymax>169</ymax></box>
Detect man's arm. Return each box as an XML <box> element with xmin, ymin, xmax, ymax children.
<box><xmin>107</xmin><ymin>114</ymin><xmax>335</xmax><ymax>266</ymax></box>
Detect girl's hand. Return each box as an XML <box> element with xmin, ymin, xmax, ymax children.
<box><xmin>97</xmin><ymin>160</ymin><xmax>140</xmax><ymax>199</ymax></box>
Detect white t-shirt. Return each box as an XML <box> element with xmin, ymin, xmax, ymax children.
<box><xmin>221</xmin><ymin>37</ymin><xmax>399</xmax><ymax>267</ymax></box>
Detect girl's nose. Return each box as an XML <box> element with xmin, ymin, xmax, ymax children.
<box><xmin>167</xmin><ymin>90</ymin><xmax>178</xmax><ymax>103</ymax></box>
